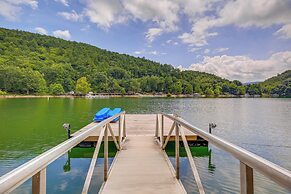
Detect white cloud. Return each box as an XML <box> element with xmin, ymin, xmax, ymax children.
<box><xmin>274</xmin><ymin>24</ymin><xmax>291</xmax><ymax>39</ymax></box>
<box><xmin>215</xmin><ymin>47</ymin><xmax>229</xmax><ymax>53</ymax></box>
<box><xmin>55</xmin><ymin>0</ymin><xmax>69</xmax><ymax>6</ymax></box>
<box><xmin>179</xmin><ymin>0</ymin><xmax>291</xmax><ymax>47</ymax></box>
<box><xmin>179</xmin><ymin>30</ymin><xmax>218</xmax><ymax>47</ymax></box>
<box><xmin>34</xmin><ymin>27</ymin><xmax>47</xmax><ymax>35</ymax></box>
<box><xmin>58</xmin><ymin>10</ymin><xmax>83</xmax><ymax>22</ymax></box>
<box><xmin>48</xmin><ymin>0</ymin><xmax>291</xmax><ymax>45</ymax></box>
<box><xmin>134</xmin><ymin>51</ymin><xmax>142</xmax><ymax>55</ymax></box>
<box><xmin>0</xmin><ymin>0</ymin><xmax>38</xmax><ymax>20</ymax></box>
<box><xmin>189</xmin><ymin>47</ymin><xmax>202</xmax><ymax>53</ymax></box>
<box><xmin>134</xmin><ymin>50</ymin><xmax>159</xmax><ymax>55</ymax></box>
<box><xmin>146</xmin><ymin>28</ymin><xmax>163</xmax><ymax>42</ymax></box>
<box><xmin>123</xmin><ymin>0</ymin><xmax>179</xmax><ymax>41</ymax></box>
<box><xmin>215</xmin><ymin>0</ymin><xmax>291</xmax><ymax>28</ymax></box>
<box><xmin>187</xmin><ymin>51</ymin><xmax>291</xmax><ymax>82</ymax></box>
<box><xmin>83</xmin><ymin>0</ymin><xmax>126</xmax><ymax>29</ymax></box>
<box><xmin>166</xmin><ymin>39</ymin><xmax>172</xmax><ymax>44</ymax></box>
<box><xmin>178</xmin><ymin>0</ymin><xmax>218</xmax><ymax>19</ymax></box>
<box><xmin>80</xmin><ymin>0</ymin><xmax>180</xmax><ymax>41</ymax></box>
<box><xmin>80</xmin><ymin>25</ymin><xmax>90</xmax><ymax>31</ymax></box>
<box><xmin>165</xmin><ymin>39</ymin><xmax>178</xmax><ymax>46</ymax></box>
<box><xmin>53</xmin><ymin>30</ymin><xmax>71</xmax><ymax>40</ymax></box>
<box><xmin>204</xmin><ymin>49</ymin><xmax>210</xmax><ymax>54</ymax></box>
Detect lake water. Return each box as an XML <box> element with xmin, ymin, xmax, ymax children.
<box><xmin>0</xmin><ymin>98</ymin><xmax>290</xmax><ymax>193</ymax></box>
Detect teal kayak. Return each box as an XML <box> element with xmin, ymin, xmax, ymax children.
<box><xmin>93</xmin><ymin>108</ymin><xmax>110</xmax><ymax>122</ymax></box>
<box><xmin>107</xmin><ymin>108</ymin><xmax>122</xmax><ymax>122</ymax></box>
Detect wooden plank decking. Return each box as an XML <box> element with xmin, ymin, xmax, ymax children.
<box><xmin>71</xmin><ymin>114</ymin><xmax>198</xmax><ymax>141</ymax></box>
<box><xmin>100</xmin><ymin>136</ymin><xmax>186</xmax><ymax>194</ymax></box>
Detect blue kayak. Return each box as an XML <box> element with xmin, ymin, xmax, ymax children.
<box><xmin>107</xmin><ymin>108</ymin><xmax>122</xmax><ymax>122</ymax></box>
<box><xmin>93</xmin><ymin>108</ymin><xmax>110</xmax><ymax>122</ymax></box>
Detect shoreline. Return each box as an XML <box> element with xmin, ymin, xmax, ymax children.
<box><xmin>0</xmin><ymin>94</ymin><xmax>286</xmax><ymax>99</ymax></box>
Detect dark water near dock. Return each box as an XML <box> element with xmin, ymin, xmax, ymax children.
<box><xmin>0</xmin><ymin>98</ymin><xmax>290</xmax><ymax>193</ymax></box>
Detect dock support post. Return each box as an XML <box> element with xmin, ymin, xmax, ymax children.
<box><xmin>240</xmin><ymin>162</ymin><xmax>253</xmax><ymax>194</ymax></box>
<box><xmin>175</xmin><ymin>122</ymin><xmax>180</xmax><ymax>179</ymax></box>
<box><xmin>32</xmin><ymin>168</ymin><xmax>46</xmax><ymax>194</ymax></box>
<box><xmin>104</xmin><ymin>125</ymin><xmax>108</xmax><ymax>181</ymax></box>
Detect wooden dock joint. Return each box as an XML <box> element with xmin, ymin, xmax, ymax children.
<box><xmin>32</xmin><ymin>168</ymin><xmax>46</xmax><ymax>194</ymax></box>
<box><xmin>240</xmin><ymin>162</ymin><xmax>254</xmax><ymax>194</ymax></box>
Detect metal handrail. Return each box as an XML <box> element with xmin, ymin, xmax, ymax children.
<box><xmin>161</xmin><ymin>113</ymin><xmax>291</xmax><ymax>192</ymax></box>
<box><xmin>0</xmin><ymin>111</ymin><xmax>126</xmax><ymax>194</ymax></box>
<box><xmin>156</xmin><ymin>114</ymin><xmax>205</xmax><ymax>194</ymax></box>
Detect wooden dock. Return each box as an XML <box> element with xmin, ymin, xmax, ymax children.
<box><xmin>71</xmin><ymin>114</ymin><xmax>201</xmax><ymax>142</ymax></box>
<box><xmin>100</xmin><ymin>136</ymin><xmax>186</xmax><ymax>194</ymax></box>
<box><xmin>72</xmin><ymin>114</ymin><xmax>203</xmax><ymax>194</ymax></box>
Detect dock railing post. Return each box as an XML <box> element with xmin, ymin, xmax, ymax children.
<box><xmin>161</xmin><ymin>115</ymin><xmax>164</xmax><ymax>146</ymax></box>
<box><xmin>155</xmin><ymin>114</ymin><xmax>158</xmax><ymax>138</ymax></box>
<box><xmin>32</xmin><ymin>168</ymin><xmax>46</xmax><ymax>194</ymax></box>
<box><xmin>123</xmin><ymin>114</ymin><xmax>126</xmax><ymax>139</ymax></box>
<box><xmin>240</xmin><ymin>162</ymin><xmax>254</xmax><ymax>194</ymax></box>
<box><xmin>175</xmin><ymin>122</ymin><xmax>180</xmax><ymax>179</ymax></box>
<box><xmin>118</xmin><ymin>116</ymin><xmax>122</xmax><ymax>148</ymax></box>
<box><xmin>104</xmin><ymin>125</ymin><xmax>108</xmax><ymax>181</ymax></box>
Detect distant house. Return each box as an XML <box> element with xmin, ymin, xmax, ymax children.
<box><xmin>271</xmin><ymin>94</ymin><xmax>279</xmax><ymax>98</ymax></box>
<box><xmin>69</xmin><ymin>91</ymin><xmax>74</xmax><ymax>95</ymax></box>
<box><xmin>193</xmin><ymin>93</ymin><xmax>202</xmax><ymax>98</ymax></box>
<box><xmin>243</xmin><ymin>94</ymin><xmax>251</xmax><ymax>98</ymax></box>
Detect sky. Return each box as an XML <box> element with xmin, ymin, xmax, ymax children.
<box><xmin>0</xmin><ymin>0</ymin><xmax>291</xmax><ymax>82</ymax></box>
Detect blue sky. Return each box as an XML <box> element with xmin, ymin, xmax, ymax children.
<box><xmin>0</xmin><ymin>0</ymin><xmax>291</xmax><ymax>82</ymax></box>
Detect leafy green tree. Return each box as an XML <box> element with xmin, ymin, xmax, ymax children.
<box><xmin>233</xmin><ymin>80</ymin><xmax>242</xmax><ymax>86</ymax></box>
<box><xmin>247</xmin><ymin>84</ymin><xmax>261</xmax><ymax>95</ymax></box>
<box><xmin>0</xmin><ymin>66</ymin><xmax>47</xmax><ymax>94</ymax></box>
<box><xmin>0</xmin><ymin>90</ymin><xmax>7</xmax><ymax>95</ymax></box>
<box><xmin>109</xmin><ymin>67</ymin><xmax>130</xmax><ymax>79</ymax></box>
<box><xmin>171</xmin><ymin>81</ymin><xmax>182</xmax><ymax>94</ymax></box>
<box><xmin>205</xmin><ymin>87</ymin><xmax>214</xmax><ymax>96</ymax></box>
<box><xmin>89</xmin><ymin>72</ymin><xmax>109</xmax><ymax>92</ymax></box>
<box><xmin>214</xmin><ymin>86</ymin><xmax>221</xmax><ymax>96</ymax></box>
<box><xmin>75</xmin><ymin>77</ymin><xmax>91</xmax><ymax>95</ymax></box>
<box><xmin>228</xmin><ymin>83</ymin><xmax>238</xmax><ymax>95</ymax></box>
<box><xmin>49</xmin><ymin>83</ymin><xmax>65</xmax><ymax>95</ymax></box>
<box><xmin>237</xmin><ymin>86</ymin><xmax>246</xmax><ymax>95</ymax></box>
<box><xmin>193</xmin><ymin>84</ymin><xmax>202</xmax><ymax>94</ymax></box>
<box><xmin>123</xmin><ymin>79</ymin><xmax>140</xmax><ymax>93</ymax></box>
<box><xmin>182</xmin><ymin>82</ymin><xmax>193</xmax><ymax>94</ymax></box>
<box><xmin>163</xmin><ymin>77</ymin><xmax>173</xmax><ymax>93</ymax></box>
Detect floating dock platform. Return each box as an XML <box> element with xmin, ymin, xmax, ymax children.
<box><xmin>71</xmin><ymin>114</ymin><xmax>207</xmax><ymax>146</ymax></box>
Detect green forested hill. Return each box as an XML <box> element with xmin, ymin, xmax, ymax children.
<box><xmin>0</xmin><ymin>27</ymin><xmax>289</xmax><ymax>97</ymax></box>
<box><xmin>0</xmin><ymin>27</ymin><xmax>235</xmax><ymax>95</ymax></box>
<box><xmin>260</xmin><ymin>70</ymin><xmax>291</xmax><ymax>97</ymax></box>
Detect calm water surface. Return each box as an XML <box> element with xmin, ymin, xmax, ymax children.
<box><xmin>0</xmin><ymin>98</ymin><xmax>290</xmax><ymax>193</ymax></box>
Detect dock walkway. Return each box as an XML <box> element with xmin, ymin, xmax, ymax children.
<box><xmin>100</xmin><ymin>136</ymin><xmax>186</xmax><ymax>194</ymax></box>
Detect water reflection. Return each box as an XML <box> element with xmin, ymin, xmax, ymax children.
<box><xmin>207</xmin><ymin>149</ymin><xmax>216</xmax><ymax>174</ymax></box>
<box><xmin>63</xmin><ymin>151</ymin><xmax>71</xmax><ymax>172</ymax></box>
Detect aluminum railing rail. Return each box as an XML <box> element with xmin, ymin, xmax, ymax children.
<box><xmin>0</xmin><ymin>111</ymin><xmax>126</xmax><ymax>194</ymax></box>
<box><xmin>158</xmin><ymin>113</ymin><xmax>291</xmax><ymax>194</ymax></box>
